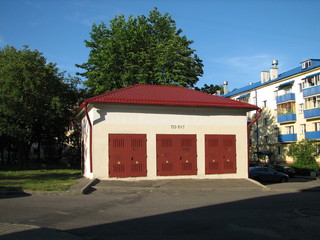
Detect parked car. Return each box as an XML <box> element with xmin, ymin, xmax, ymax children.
<box><xmin>249</xmin><ymin>166</ymin><xmax>289</xmax><ymax>183</ymax></box>
<box><xmin>271</xmin><ymin>164</ymin><xmax>295</xmax><ymax>177</ymax></box>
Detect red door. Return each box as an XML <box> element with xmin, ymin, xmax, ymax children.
<box><xmin>157</xmin><ymin>134</ymin><xmax>197</xmax><ymax>176</ymax></box>
<box><xmin>109</xmin><ymin>134</ymin><xmax>147</xmax><ymax>178</ymax></box>
<box><xmin>178</xmin><ymin>136</ymin><xmax>197</xmax><ymax>175</ymax></box>
<box><xmin>205</xmin><ymin>135</ymin><xmax>236</xmax><ymax>174</ymax></box>
<box><xmin>222</xmin><ymin>136</ymin><xmax>237</xmax><ymax>173</ymax></box>
<box><xmin>205</xmin><ymin>136</ymin><xmax>220</xmax><ymax>174</ymax></box>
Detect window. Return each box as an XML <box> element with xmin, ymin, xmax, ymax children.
<box><xmin>299</xmin><ymin>83</ymin><xmax>303</xmax><ymax>92</ymax></box>
<box><xmin>262</xmin><ymin>100</ymin><xmax>267</xmax><ymax>108</ymax></box>
<box><xmin>266</xmin><ymin>168</ymin><xmax>275</xmax><ymax>173</ymax></box>
<box><xmin>264</xmin><ymin>118</ymin><xmax>268</xmax><ymax>126</ymax></box>
<box><xmin>305</xmin><ymin>95</ymin><xmax>320</xmax><ymax>110</ymax></box>
<box><xmin>238</xmin><ymin>94</ymin><xmax>250</xmax><ymax>103</ymax></box>
<box><xmin>317</xmin><ymin>144</ymin><xmax>320</xmax><ymax>156</ymax></box>
<box><xmin>314</xmin><ymin>122</ymin><xmax>320</xmax><ymax>131</ymax></box>
<box><xmin>277</xmin><ymin>147</ymin><xmax>281</xmax><ymax>155</ymax></box>
<box><xmin>286</xmin><ymin>126</ymin><xmax>294</xmax><ymax>134</ymax></box>
<box><xmin>302</xmin><ymin>60</ymin><xmax>312</xmax><ymax>69</ymax></box>
<box><xmin>300</xmin><ymin>124</ymin><xmax>306</xmax><ymax>134</ymax></box>
<box><xmin>303</xmin><ymin>74</ymin><xmax>320</xmax><ymax>88</ymax></box>
<box><xmin>283</xmin><ymin>87</ymin><xmax>291</xmax><ymax>94</ymax></box>
<box><xmin>277</xmin><ymin>102</ymin><xmax>296</xmax><ymax>115</ymax></box>
<box><xmin>299</xmin><ymin>104</ymin><xmax>304</xmax><ymax>114</ymax></box>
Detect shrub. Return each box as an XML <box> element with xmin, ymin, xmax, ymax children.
<box><xmin>287</xmin><ymin>139</ymin><xmax>319</xmax><ymax>171</ymax></box>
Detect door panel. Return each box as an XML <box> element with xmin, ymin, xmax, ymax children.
<box><xmin>109</xmin><ymin>134</ymin><xmax>147</xmax><ymax>178</ymax></box>
<box><xmin>157</xmin><ymin>134</ymin><xmax>197</xmax><ymax>176</ymax></box>
<box><xmin>222</xmin><ymin>136</ymin><xmax>236</xmax><ymax>173</ymax></box>
<box><xmin>157</xmin><ymin>137</ymin><xmax>175</xmax><ymax>176</ymax></box>
<box><xmin>205</xmin><ymin>135</ymin><xmax>236</xmax><ymax>174</ymax></box>
<box><xmin>178</xmin><ymin>136</ymin><xmax>197</xmax><ymax>175</ymax></box>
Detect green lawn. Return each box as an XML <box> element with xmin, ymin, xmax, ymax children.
<box><xmin>0</xmin><ymin>169</ymin><xmax>82</xmax><ymax>191</ymax></box>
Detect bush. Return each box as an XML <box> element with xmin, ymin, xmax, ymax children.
<box><xmin>287</xmin><ymin>139</ymin><xmax>319</xmax><ymax>171</ymax></box>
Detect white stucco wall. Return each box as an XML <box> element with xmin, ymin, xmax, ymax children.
<box><xmin>83</xmin><ymin>103</ymin><xmax>250</xmax><ymax>180</ymax></box>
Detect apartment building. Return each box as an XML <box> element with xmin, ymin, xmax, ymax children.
<box><xmin>223</xmin><ymin>59</ymin><xmax>320</xmax><ymax>164</ymax></box>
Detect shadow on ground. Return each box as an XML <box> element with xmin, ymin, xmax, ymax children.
<box><xmin>69</xmin><ymin>187</ymin><xmax>320</xmax><ymax>240</ymax></box>
<box><xmin>262</xmin><ymin>176</ymin><xmax>317</xmax><ymax>185</ymax></box>
<box><xmin>0</xmin><ymin>187</ymin><xmax>31</xmax><ymax>199</ymax></box>
<box><xmin>2</xmin><ymin>187</ymin><xmax>319</xmax><ymax>240</ymax></box>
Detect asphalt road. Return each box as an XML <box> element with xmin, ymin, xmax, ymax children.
<box><xmin>1</xmin><ymin>178</ymin><xmax>320</xmax><ymax>240</ymax></box>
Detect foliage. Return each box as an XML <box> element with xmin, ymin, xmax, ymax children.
<box><xmin>195</xmin><ymin>84</ymin><xmax>223</xmax><ymax>94</ymax></box>
<box><xmin>287</xmin><ymin>139</ymin><xmax>319</xmax><ymax>171</ymax></box>
<box><xmin>0</xmin><ymin>45</ymin><xmax>80</xmax><ymax>169</ymax></box>
<box><xmin>0</xmin><ymin>169</ymin><xmax>81</xmax><ymax>191</ymax></box>
<box><xmin>76</xmin><ymin>7</ymin><xmax>204</xmax><ymax>95</ymax></box>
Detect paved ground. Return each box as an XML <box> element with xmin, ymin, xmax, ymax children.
<box><xmin>1</xmin><ymin>177</ymin><xmax>320</xmax><ymax>240</ymax></box>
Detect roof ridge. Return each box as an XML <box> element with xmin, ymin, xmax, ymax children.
<box><xmin>80</xmin><ymin>84</ymin><xmax>259</xmax><ymax>111</ymax></box>
<box><xmin>87</xmin><ymin>84</ymin><xmax>140</xmax><ymax>101</ymax></box>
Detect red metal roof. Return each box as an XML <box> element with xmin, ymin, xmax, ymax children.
<box><xmin>82</xmin><ymin>84</ymin><xmax>259</xmax><ymax>110</ymax></box>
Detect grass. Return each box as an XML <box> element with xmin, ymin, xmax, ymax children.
<box><xmin>0</xmin><ymin>169</ymin><xmax>82</xmax><ymax>192</ymax></box>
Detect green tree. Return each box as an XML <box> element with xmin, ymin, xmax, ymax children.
<box><xmin>76</xmin><ymin>7</ymin><xmax>203</xmax><ymax>95</ymax></box>
<box><xmin>0</xmin><ymin>45</ymin><xmax>78</xmax><ymax>169</ymax></box>
<box><xmin>195</xmin><ymin>84</ymin><xmax>223</xmax><ymax>95</ymax></box>
<box><xmin>287</xmin><ymin>139</ymin><xmax>319</xmax><ymax>170</ymax></box>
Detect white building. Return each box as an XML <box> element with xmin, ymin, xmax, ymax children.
<box><xmin>76</xmin><ymin>84</ymin><xmax>258</xmax><ymax>180</ymax></box>
<box><xmin>223</xmin><ymin>59</ymin><xmax>320</xmax><ymax>164</ymax></box>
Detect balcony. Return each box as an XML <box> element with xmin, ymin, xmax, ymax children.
<box><xmin>277</xmin><ymin>113</ymin><xmax>296</xmax><ymax>123</ymax></box>
<box><xmin>305</xmin><ymin>131</ymin><xmax>320</xmax><ymax>140</ymax></box>
<box><xmin>278</xmin><ymin>134</ymin><xmax>297</xmax><ymax>142</ymax></box>
<box><xmin>304</xmin><ymin>108</ymin><xmax>320</xmax><ymax>119</ymax></box>
<box><xmin>276</xmin><ymin>93</ymin><xmax>295</xmax><ymax>104</ymax></box>
<box><xmin>303</xmin><ymin>85</ymin><xmax>320</xmax><ymax>97</ymax></box>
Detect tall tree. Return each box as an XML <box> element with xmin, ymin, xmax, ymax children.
<box><xmin>0</xmin><ymin>45</ymin><xmax>78</xmax><ymax>169</ymax></box>
<box><xmin>195</xmin><ymin>84</ymin><xmax>223</xmax><ymax>95</ymax></box>
<box><xmin>76</xmin><ymin>7</ymin><xmax>203</xmax><ymax>95</ymax></box>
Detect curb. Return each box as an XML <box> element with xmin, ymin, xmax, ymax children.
<box><xmin>81</xmin><ymin>178</ymin><xmax>100</xmax><ymax>194</ymax></box>
<box><xmin>246</xmin><ymin>178</ymin><xmax>271</xmax><ymax>191</ymax></box>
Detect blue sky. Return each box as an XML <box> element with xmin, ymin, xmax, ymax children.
<box><xmin>1</xmin><ymin>0</ymin><xmax>319</xmax><ymax>90</ymax></box>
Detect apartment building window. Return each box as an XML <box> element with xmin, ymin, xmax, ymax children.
<box><xmin>262</xmin><ymin>100</ymin><xmax>267</xmax><ymax>108</ymax></box>
<box><xmin>314</xmin><ymin>122</ymin><xmax>320</xmax><ymax>132</ymax></box>
<box><xmin>302</xmin><ymin>60</ymin><xmax>312</xmax><ymax>69</ymax></box>
<box><xmin>277</xmin><ymin>102</ymin><xmax>295</xmax><ymax>115</ymax></box>
<box><xmin>299</xmin><ymin>83</ymin><xmax>303</xmax><ymax>92</ymax></box>
<box><xmin>277</xmin><ymin>147</ymin><xmax>281</xmax><ymax>155</ymax></box>
<box><xmin>299</xmin><ymin>104</ymin><xmax>304</xmax><ymax>114</ymax></box>
<box><xmin>300</xmin><ymin>124</ymin><xmax>306</xmax><ymax>134</ymax></box>
<box><xmin>305</xmin><ymin>96</ymin><xmax>320</xmax><ymax>109</ymax></box>
<box><xmin>286</xmin><ymin>126</ymin><xmax>294</xmax><ymax>134</ymax></box>
<box><xmin>263</xmin><ymin>118</ymin><xmax>268</xmax><ymax>126</ymax></box>
<box><xmin>283</xmin><ymin>87</ymin><xmax>291</xmax><ymax>94</ymax></box>
<box><xmin>303</xmin><ymin>74</ymin><xmax>320</xmax><ymax>88</ymax></box>
<box><xmin>238</xmin><ymin>94</ymin><xmax>250</xmax><ymax>103</ymax></box>
<box><xmin>317</xmin><ymin>144</ymin><xmax>320</xmax><ymax>156</ymax></box>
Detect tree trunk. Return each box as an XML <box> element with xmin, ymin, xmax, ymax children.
<box><xmin>37</xmin><ymin>138</ymin><xmax>41</xmax><ymax>162</ymax></box>
<box><xmin>17</xmin><ymin>141</ymin><xmax>31</xmax><ymax>170</ymax></box>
